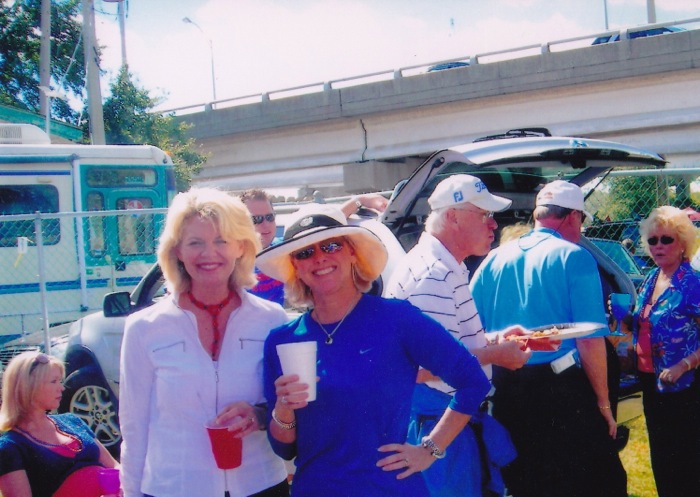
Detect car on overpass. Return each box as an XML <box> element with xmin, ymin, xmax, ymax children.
<box><xmin>592</xmin><ymin>25</ymin><xmax>685</xmax><ymax>44</ymax></box>
<box><xmin>8</xmin><ymin>129</ymin><xmax>666</xmax><ymax>456</ymax></box>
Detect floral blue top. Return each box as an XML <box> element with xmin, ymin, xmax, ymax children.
<box><xmin>633</xmin><ymin>261</ymin><xmax>700</xmax><ymax>392</ymax></box>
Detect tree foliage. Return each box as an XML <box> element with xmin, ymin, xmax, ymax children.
<box><xmin>0</xmin><ymin>0</ymin><xmax>85</xmax><ymax>124</ymax></box>
<box><xmin>1</xmin><ymin>3</ymin><xmax>206</xmax><ymax>190</ymax></box>
<box><xmin>589</xmin><ymin>173</ymin><xmax>699</xmax><ymax>224</ymax></box>
<box><xmin>100</xmin><ymin>68</ymin><xmax>206</xmax><ymax>191</ymax></box>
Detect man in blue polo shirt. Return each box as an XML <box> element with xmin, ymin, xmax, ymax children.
<box><xmin>470</xmin><ymin>180</ymin><xmax>627</xmax><ymax>497</ymax></box>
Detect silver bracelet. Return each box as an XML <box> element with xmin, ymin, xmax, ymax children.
<box><xmin>420</xmin><ymin>436</ymin><xmax>446</xmax><ymax>459</ymax></box>
<box><xmin>271</xmin><ymin>409</ymin><xmax>296</xmax><ymax>430</ymax></box>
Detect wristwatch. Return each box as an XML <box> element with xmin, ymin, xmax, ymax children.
<box><xmin>421</xmin><ymin>436</ymin><xmax>446</xmax><ymax>459</ymax></box>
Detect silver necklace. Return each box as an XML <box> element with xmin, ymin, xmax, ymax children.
<box><xmin>314</xmin><ymin>297</ymin><xmax>358</xmax><ymax>345</ymax></box>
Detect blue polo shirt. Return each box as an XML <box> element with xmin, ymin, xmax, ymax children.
<box><xmin>470</xmin><ymin>228</ymin><xmax>607</xmax><ymax>365</ymax></box>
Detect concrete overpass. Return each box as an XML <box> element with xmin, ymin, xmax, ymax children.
<box><xmin>173</xmin><ymin>20</ymin><xmax>700</xmax><ymax>195</ymax></box>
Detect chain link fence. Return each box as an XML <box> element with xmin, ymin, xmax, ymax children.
<box><xmin>583</xmin><ymin>168</ymin><xmax>700</xmax><ymax>256</ymax></box>
<box><xmin>0</xmin><ymin>169</ymin><xmax>698</xmax><ymax>347</ymax></box>
<box><xmin>0</xmin><ymin>208</ymin><xmax>167</xmax><ymax>343</ymax></box>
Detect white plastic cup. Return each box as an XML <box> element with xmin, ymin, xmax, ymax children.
<box><xmin>276</xmin><ymin>341</ymin><xmax>318</xmax><ymax>401</ymax></box>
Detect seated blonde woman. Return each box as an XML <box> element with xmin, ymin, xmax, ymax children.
<box><xmin>0</xmin><ymin>351</ymin><xmax>119</xmax><ymax>497</ymax></box>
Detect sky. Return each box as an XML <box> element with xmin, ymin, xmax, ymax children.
<box><xmin>90</xmin><ymin>0</ymin><xmax>700</xmax><ymax>112</ymax></box>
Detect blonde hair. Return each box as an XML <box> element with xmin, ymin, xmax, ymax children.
<box><xmin>639</xmin><ymin>206</ymin><xmax>699</xmax><ymax>259</ymax></box>
<box><xmin>500</xmin><ymin>222</ymin><xmax>533</xmax><ymax>244</ymax></box>
<box><xmin>157</xmin><ymin>188</ymin><xmax>261</xmax><ymax>294</ymax></box>
<box><xmin>0</xmin><ymin>352</ymin><xmax>65</xmax><ymax>431</ymax></box>
<box><xmin>285</xmin><ymin>237</ymin><xmax>374</xmax><ymax>308</ymax></box>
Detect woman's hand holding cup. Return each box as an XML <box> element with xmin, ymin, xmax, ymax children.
<box><xmin>216</xmin><ymin>401</ymin><xmax>261</xmax><ymax>437</ymax></box>
<box><xmin>274</xmin><ymin>374</ymin><xmax>312</xmax><ymax>414</ymax></box>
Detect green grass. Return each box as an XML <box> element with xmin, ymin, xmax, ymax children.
<box><xmin>619</xmin><ymin>415</ymin><xmax>657</xmax><ymax>497</ymax></box>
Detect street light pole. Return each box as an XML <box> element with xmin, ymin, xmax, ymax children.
<box><xmin>183</xmin><ymin>17</ymin><xmax>217</xmax><ymax>102</ymax></box>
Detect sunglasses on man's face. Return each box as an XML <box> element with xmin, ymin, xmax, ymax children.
<box><xmin>251</xmin><ymin>213</ymin><xmax>275</xmax><ymax>225</ymax></box>
<box><xmin>292</xmin><ymin>241</ymin><xmax>344</xmax><ymax>260</ymax></box>
<box><xmin>647</xmin><ymin>235</ymin><xmax>675</xmax><ymax>246</ymax></box>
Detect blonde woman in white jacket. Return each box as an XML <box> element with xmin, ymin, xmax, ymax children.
<box><xmin>119</xmin><ymin>188</ymin><xmax>290</xmax><ymax>497</ymax></box>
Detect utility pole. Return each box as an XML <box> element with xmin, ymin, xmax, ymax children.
<box><xmin>83</xmin><ymin>0</ymin><xmax>106</xmax><ymax>144</ymax></box>
<box><xmin>183</xmin><ymin>17</ymin><xmax>217</xmax><ymax>102</ymax></box>
<box><xmin>39</xmin><ymin>0</ymin><xmax>51</xmax><ymax>125</ymax></box>
<box><xmin>646</xmin><ymin>0</ymin><xmax>657</xmax><ymax>23</ymax></box>
<box><xmin>602</xmin><ymin>0</ymin><xmax>609</xmax><ymax>30</ymax></box>
<box><xmin>118</xmin><ymin>0</ymin><xmax>128</xmax><ymax>68</ymax></box>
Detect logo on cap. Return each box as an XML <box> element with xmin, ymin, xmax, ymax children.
<box><xmin>300</xmin><ymin>217</ymin><xmax>313</xmax><ymax>227</ymax></box>
<box><xmin>453</xmin><ymin>191</ymin><xmax>464</xmax><ymax>203</ymax></box>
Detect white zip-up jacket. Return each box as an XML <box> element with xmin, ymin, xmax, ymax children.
<box><xmin>119</xmin><ymin>290</ymin><xmax>289</xmax><ymax>497</ymax></box>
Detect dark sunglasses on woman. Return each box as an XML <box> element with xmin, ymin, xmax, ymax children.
<box><xmin>647</xmin><ymin>235</ymin><xmax>674</xmax><ymax>246</ymax></box>
<box><xmin>292</xmin><ymin>241</ymin><xmax>344</xmax><ymax>260</ymax></box>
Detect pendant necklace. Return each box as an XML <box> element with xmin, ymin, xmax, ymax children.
<box><xmin>188</xmin><ymin>290</ymin><xmax>235</xmax><ymax>359</ymax></box>
<box><xmin>315</xmin><ymin>296</ymin><xmax>359</xmax><ymax>345</ymax></box>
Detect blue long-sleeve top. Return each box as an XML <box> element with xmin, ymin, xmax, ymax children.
<box><xmin>263</xmin><ymin>294</ymin><xmax>490</xmax><ymax>497</ymax></box>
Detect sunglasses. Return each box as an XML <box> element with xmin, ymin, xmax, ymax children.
<box><xmin>647</xmin><ymin>235</ymin><xmax>675</xmax><ymax>246</ymax></box>
<box><xmin>251</xmin><ymin>213</ymin><xmax>275</xmax><ymax>225</ymax></box>
<box><xmin>30</xmin><ymin>353</ymin><xmax>50</xmax><ymax>374</ymax></box>
<box><xmin>292</xmin><ymin>241</ymin><xmax>344</xmax><ymax>260</ymax></box>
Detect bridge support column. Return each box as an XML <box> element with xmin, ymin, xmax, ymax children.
<box><xmin>343</xmin><ymin>159</ymin><xmax>422</xmax><ymax>193</ymax></box>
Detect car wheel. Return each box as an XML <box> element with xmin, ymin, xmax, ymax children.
<box><xmin>61</xmin><ymin>373</ymin><xmax>121</xmax><ymax>457</ymax></box>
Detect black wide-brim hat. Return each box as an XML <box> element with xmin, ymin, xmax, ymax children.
<box><xmin>256</xmin><ymin>204</ymin><xmax>388</xmax><ymax>284</ymax></box>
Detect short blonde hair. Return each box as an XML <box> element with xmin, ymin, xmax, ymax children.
<box><xmin>285</xmin><ymin>237</ymin><xmax>374</xmax><ymax>308</ymax></box>
<box><xmin>0</xmin><ymin>352</ymin><xmax>65</xmax><ymax>431</ymax></box>
<box><xmin>157</xmin><ymin>188</ymin><xmax>261</xmax><ymax>294</ymax></box>
<box><xmin>639</xmin><ymin>206</ymin><xmax>699</xmax><ymax>259</ymax></box>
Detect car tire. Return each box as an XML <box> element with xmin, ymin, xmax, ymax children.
<box><xmin>59</xmin><ymin>371</ymin><xmax>121</xmax><ymax>458</ymax></box>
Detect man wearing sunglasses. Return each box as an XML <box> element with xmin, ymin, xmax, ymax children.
<box><xmin>470</xmin><ymin>180</ymin><xmax>627</xmax><ymax>497</ymax></box>
<box><xmin>240</xmin><ymin>189</ymin><xmax>285</xmax><ymax>305</ymax></box>
<box><xmin>386</xmin><ymin>175</ymin><xmax>531</xmax><ymax>497</ymax></box>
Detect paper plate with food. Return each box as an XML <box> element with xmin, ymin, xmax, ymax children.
<box><xmin>504</xmin><ymin>322</ymin><xmax>605</xmax><ymax>351</ymax></box>
<box><xmin>527</xmin><ymin>322</ymin><xmax>606</xmax><ymax>340</ymax></box>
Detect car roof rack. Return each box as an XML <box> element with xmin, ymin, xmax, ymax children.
<box><xmin>474</xmin><ymin>127</ymin><xmax>552</xmax><ymax>142</ymax></box>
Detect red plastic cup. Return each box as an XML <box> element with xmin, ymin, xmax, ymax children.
<box><xmin>97</xmin><ymin>467</ymin><xmax>120</xmax><ymax>495</ymax></box>
<box><xmin>205</xmin><ymin>419</ymin><xmax>242</xmax><ymax>469</ymax></box>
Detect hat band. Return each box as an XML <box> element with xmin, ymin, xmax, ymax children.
<box><xmin>284</xmin><ymin>214</ymin><xmax>344</xmax><ymax>240</ymax></box>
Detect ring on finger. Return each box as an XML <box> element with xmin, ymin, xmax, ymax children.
<box><xmin>281</xmin><ymin>396</ymin><xmax>288</xmax><ymax>404</ymax></box>
<box><xmin>404</xmin><ymin>458</ymin><xmax>409</xmax><ymax>467</ymax></box>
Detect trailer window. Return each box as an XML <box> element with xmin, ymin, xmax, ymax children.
<box><xmin>0</xmin><ymin>185</ymin><xmax>60</xmax><ymax>247</ymax></box>
<box><xmin>85</xmin><ymin>167</ymin><xmax>157</xmax><ymax>187</ymax></box>
<box><xmin>117</xmin><ymin>197</ymin><xmax>155</xmax><ymax>255</ymax></box>
<box><xmin>86</xmin><ymin>192</ymin><xmax>106</xmax><ymax>257</ymax></box>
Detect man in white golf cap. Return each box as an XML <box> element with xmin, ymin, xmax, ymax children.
<box><xmin>387</xmin><ymin>174</ymin><xmax>531</xmax><ymax>497</ymax></box>
<box><xmin>470</xmin><ymin>180</ymin><xmax>627</xmax><ymax>497</ymax></box>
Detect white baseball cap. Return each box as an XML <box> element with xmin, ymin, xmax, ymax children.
<box><xmin>535</xmin><ymin>180</ymin><xmax>592</xmax><ymax>221</ymax></box>
<box><xmin>428</xmin><ymin>174</ymin><xmax>512</xmax><ymax>212</ymax></box>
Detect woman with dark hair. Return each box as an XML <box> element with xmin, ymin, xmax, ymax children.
<box><xmin>257</xmin><ymin>204</ymin><xmax>490</xmax><ymax>497</ymax></box>
<box><xmin>0</xmin><ymin>351</ymin><xmax>119</xmax><ymax>497</ymax></box>
<box><xmin>628</xmin><ymin>206</ymin><xmax>700</xmax><ymax>497</ymax></box>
